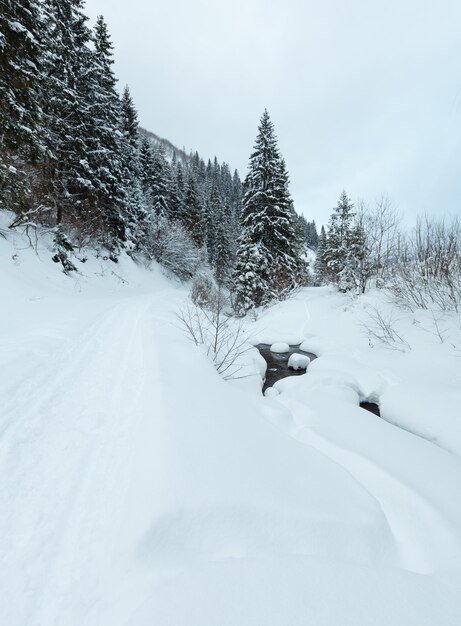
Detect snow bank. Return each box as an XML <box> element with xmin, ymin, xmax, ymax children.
<box><xmin>2</xmin><ymin>222</ymin><xmax>461</xmax><ymax>626</ymax></box>
<box><xmin>381</xmin><ymin>383</ymin><xmax>461</xmax><ymax>456</ymax></box>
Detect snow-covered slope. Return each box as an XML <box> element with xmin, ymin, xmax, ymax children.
<box><xmin>1</xmin><ymin>219</ymin><xmax>460</xmax><ymax>625</ymax></box>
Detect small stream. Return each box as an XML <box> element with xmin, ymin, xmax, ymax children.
<box><xmin>256</xmin><ymin>343</ymin><xmax>380</xmax><ymax>417</ymax></box>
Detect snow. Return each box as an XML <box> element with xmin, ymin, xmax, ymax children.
<box><xmin>1</xmin><ymin>216</ymin><xmax>461</xmax><ymax>625</ymax></box>
<box><xmin>288</xmin><ymin>352</ymin><xmax>310</xmax><ymax>370</ymax></box>
<box><xmin>269</xmin><ymin>341</ymin><xmax>290</xmax><ymax>353</ymax></box>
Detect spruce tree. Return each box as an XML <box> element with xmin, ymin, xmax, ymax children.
<box><xmin>120</xmin><ymin>85</ymin><xmax>139</xmax><ymax>152</ymax></box>
<box><xmin>41</xmin><ymin>0</ymin><xmax>95</xmax><ymax>226</ymax></box>
<box><xmin>213</xmin><ymin>198</ymin><xmax>233</xmax><ymax>285</ymax></box>
<box><xmin>138</xmin><ymin>135</ymin><xmax>155</xmax><ymax>202</ymax></box>
<box><xmin>183</xmin><ymin>175</ymin><xmax>205</xmax><ymax>247</ymax></box>
<box><xmin>88</xmin><ymin>15</ymin><xmax>126</xmax><ymax>244</ymax></box>
<box><xmin>323</xmin><ymin>190</ymin><xmax>356</xmax><ymax>285</ymax></box>
<box><xmin>0</xmin><ymin>0</ymin><xmax>45</xmax><ymax>211</ymax></box>
<box><xmin>151</xmin><ymin>144</ymin><xmax>172</xmax><ymax>218</ymax></box>
<box><xmin>118</xmin><ymin>85</ymin><xmax>148</xmax><ymax>250</ymax></box>
<box><xmin>171</xmin><ymin>160</ymin><xmax>186</xmax><ymax>222</ymax></box>
<box><xmin>233</xmin><ymin>232</ymin><xmax>267</xmax><ymax>314</ymax></box>
<box><xmin>314</xmin><ymin>225</ymin><xmax>327</xmax><ymax>285</ymax></box>
<box><xmin>339</xmin><ymin>222</ymin><xmax>370</xmax><ymax>293</ymax></box>
<box><xmin>234</xmin><ymin>110</ymin><xmax>307</xmax><ymax>312</ymax></box>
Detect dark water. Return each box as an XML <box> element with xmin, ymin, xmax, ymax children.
<box><xmin>256</xmin><ymin>343</ymin><xmax>380</xmax><ymax>417</ymax></box>
<box><xmin>359</xmin><ymin>401</ymin><xmax>381</xmax><ymax>417</ymax></box>
<box><xmin>256</xmin><ymin>344</ymin><xmax>317</xmax><ymax>393</ymax></box>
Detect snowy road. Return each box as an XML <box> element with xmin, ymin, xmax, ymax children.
<box><xmin>1</xmin><ymin>236</ymin><xmax>461</xmax><ymax>625</ymax></box>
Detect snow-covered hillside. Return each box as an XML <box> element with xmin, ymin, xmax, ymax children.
<box><xmin>1</xmin><ymin>219</ymin><xmax>461</xmax><ymax>626</ymax></box>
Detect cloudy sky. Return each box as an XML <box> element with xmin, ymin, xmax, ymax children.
<box><xmin>85</xmin><ymin>0</ymin><xmax>461</xmax><ymax>225</ymax></box>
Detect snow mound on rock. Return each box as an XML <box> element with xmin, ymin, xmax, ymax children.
<box><xmin>270</xmin><ymin>342</ymin><xmax>290</xmax><ymax>353</ymax></box>
<box><xmin>288</xmin><ymin>353</ymin><xmax>310</xmax><ymax>370</ymax></box>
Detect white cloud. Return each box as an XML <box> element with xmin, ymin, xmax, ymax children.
<box><xmin>85</xmin><ymin>0</ymin><xmax>461</xmax><ymax>224</ymax></box>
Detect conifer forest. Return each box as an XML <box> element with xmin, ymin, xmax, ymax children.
<box><xmin>2</xmin><ymin>3</ymin><xmax>461</xmax><ymax>626</ymax></box>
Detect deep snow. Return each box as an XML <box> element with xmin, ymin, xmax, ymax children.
<box><xmin>1</xmin><ymin>217</ymin><xmax>461</xmax><ymax>625</ymax></box>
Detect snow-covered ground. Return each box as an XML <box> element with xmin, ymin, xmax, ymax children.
<box><xmin>1</xmin><ymin>218</ymin><xmax>461</xmax><ymax>625</ymax></box>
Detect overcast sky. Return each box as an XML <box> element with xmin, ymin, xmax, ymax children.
<box><xmin>85</xmin><ymin>0</ymin><xmax>461</xmax><ymax>225</ymax></box>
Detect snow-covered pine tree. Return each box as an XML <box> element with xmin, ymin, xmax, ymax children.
<box><xmin>270</xmin><ymin>156</ymin><xmax>308</xmax><ymax>297</ymax></box>
<box><xmin>41</xmin><ymin>0</ymin><xmax>98</xmax><ymax>226</ymax></box>
<box><xmin>204</xmin><ymin>182</ymin><xmax>220</xmax><ymax>265</ymax></box>
<box><xmin>338</xmin><ymin>221</ymin><xmax>370</xmax><ymax>294</ymax></box>
<box><xmin>323</xmin><ymin>190</ymin><xmax>356</xmax><ymax>285</ymax></box>
<box><xmin>234</xmin><ymin>110</ymin><xmax>307</xmax><ymax>312</ymax></box>
<box><xmin>213</xmin><ymin>197</ymin><xmax>233</xmax><ymax>285</ymax></box>
<box><xmin>233</xmin><ymin>231</ymin><xmax>267</xmax><ymax>314</ymax></box>
<box><xmin>138</xmin><ymin>134</ymin><xmax>155</xmax><ymax>203</ymax></box>
<box><xmin>118</xmin><ymin>86</ymin><xmax>149</xmax><ymax>251</ymax></box>
<box><xmin>151</xmin><ymin>144</ymin><xmax>172</xmax><ymax>219</ymax></box>
<box><xmin>0</xmin><ymin>0</ymin><xmax>45</xmax><ymax>212</ymax></box>
<box><xmin>182</xmin><ymin>175</ymin><xmax>205</xmax><ymax>248</ymax></box>
<box><xmin>170</xmin><ymin>159</ymin><xmax>186</xmax><ymax>222</ymax></box>
<box><xmin>120</xmin><ymin>86</ymin><xmax>139</xmax><ymax>153</ymax></box>
<box><xmin>314</xmin><ymin>225</ymin><xmax>327</xmax><ymax>285</ymax></box>
<box><xmin>302</xmin><ymin>219</ymin><xmax>319</xmax><ymax>249</ymax></box>
<box><xmin>88</xmin><ymin>15</ymin><xmax>126</xmax><ymax>245</ymax></box>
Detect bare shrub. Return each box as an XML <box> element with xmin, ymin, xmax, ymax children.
<box><xmin>355</xmin><ymin>195</ymin><xmax>402</xmax><ymax>291</ymax></box>
<box><xmin>176</xmin><ymin>290</ymin><xmax>252</xmax><ymax>380</ymax></box>
<box><xmin>389</xmin><ymin>217</ymin><xmax>461</xmax><ymax>312</ymax></box>
<box><xmin>361</xmin><ymin>306</ymin><xmax>411</xmax><ymax>352</ymax></box>
<box><xmin>146</xmin><ymin>216</ymin><xmax>205</xmax><ymax>280</ymax></box>
<box><xmin>191</xmin><ymin>270</ymin><xmax>219</xmax><ymax>309</ymax></box>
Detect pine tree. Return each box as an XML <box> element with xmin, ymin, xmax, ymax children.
<box><xmin>339</xmin><ymin>222</ymin><xmax>370</xmax><ymax>293</ymax></box>
<box><xmin>323</xmin><ymin>190</ymin><xmax>356</xmax><ymax>285</ymax></box>
<box><xmin>120</xmin><ymin>85</ymin><xmax>139</xmax><ymax>152</ymax></box>
<box><xmin>233</xmin><ymin>232</ymin><xmax>268</xmax><ymax>314</ymax></box>
<box><xmin>314</xmin><ymin>225</ymin><xmax>327</xmax><ymax>285</ymax></box>
<box><xmin>41</xmin><ymin>0</ymin><xmax>96</xmax><ymax>226</ymax></box>
<box><xmin>234</xmin><ymin>110</ymin><xmax>307</xmax><ymax>311</ymax></box>
<box><xmin>183</xmin><ymin>175</ymin><xmax>205</xmax><ymax>247</ymax></box>
<box><xmin>151</xmin><ymin>144</ymin><xmax>172</xmax><ymax>218</ymax></box>
<box><xmin>0</xmin><ymin>0</ymin><xmax>45</xmax><ymax>211</ymax></box>
<box><xmin>270</xmin><ymin>157</ymin><xmax>308</xmax><ymax>296</ymax></box>
<box><xmin>88</xmin><ymin>15</ymin><xmax>126</xmax><ymax>244</ymax></box>
<box><xmin>118</xmin><ymin>85</ymin><xmax>148</xmax><ymax>250</ymax></box>
<box><xmin>170</xmin><ymin>160</ymin><xmax>186</xmax><ymax>221</ymax></box>
<box><xmin>138</xmin><ymin>135</ymin><xmax>155</xmax><ymax>202</ymax></box>
<box><xmin>214</xmin><ymin>198</ymin><xmax>233</xmax><ymax>285</ymax></box>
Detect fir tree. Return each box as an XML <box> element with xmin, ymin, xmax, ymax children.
<box><xmin>120</xmin><ymin>85</ymin><xmax>139</xmax><ymax>152</ymax></box>
<box><xmin>214</xmin><ymin>198</ymin><xmax>233</xmax><ymax>285</ymax></box>
<box><xmin>151</xmin><ymin>144</ymin><xmax>172</xmax><ymax>218</ymax></box>
<box><xmin>323</xmin><ymin>190</ymin><xmax>356</xmax><ymax>285</ymax></box>
<box><xmin>171</xmin><ymin>160</ymin><xmax>186</xmax><ymax>221</ymax></box>
<box><xmin>183</xmin><ymin>175</ymin><xmax>205</xmax><ymax>247</ymax></box>
<box><xmin>233</xmin><ymin>232</ymin><xmax>266</xmax><ymax>314</ymax></box>
<box><xmin>0</xmin><ymin>0</ymin><xmax>45</xmax><ymax>211</ymax></box>
<box><xmin>41</xmin><ymin>0</ymin><xmax>96</xmax><ymax>225</ymax></box>
<box><xmin>338</xmin><ymin>221</ymin><xmax>370</xmax><ymax>293</ymax></box>
<box><xmin>138</xmin><ymin>135</ymin><xmax>155</xmax><ymax>202</ymax></box>
<box><xmin>234</xmin><ymin>110</ymin><xmax>307</xmax><ymax>311</ymax></box>
<box><xmin>88</xmin><ymin>15</ymin><xmax>126</xmax><ymax>243</ymax></box>
<box><xmin>118</xmin><ymin>85</ymin><xmax>148</xmax><ymax>249</ymax></box>
<box><xmin>314</xmin><ymin>225</ymin><xmax>327</xmax><ymax>285</ymax></box>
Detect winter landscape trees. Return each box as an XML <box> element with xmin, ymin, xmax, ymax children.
<box><xmin>2</xmin><ymin>0</ymin><xmax>461</xmax><ymax>317</ymax></box>
<box><xmin>0</xmin><ymin>2</ymin><xmax>311</xmax><ymax>312</ymax></box>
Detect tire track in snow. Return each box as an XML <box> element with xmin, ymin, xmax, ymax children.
<box><xmin>0</xmin><ymin>294</ymin><xmax>163</xmax><ymax>626</ymax></box>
